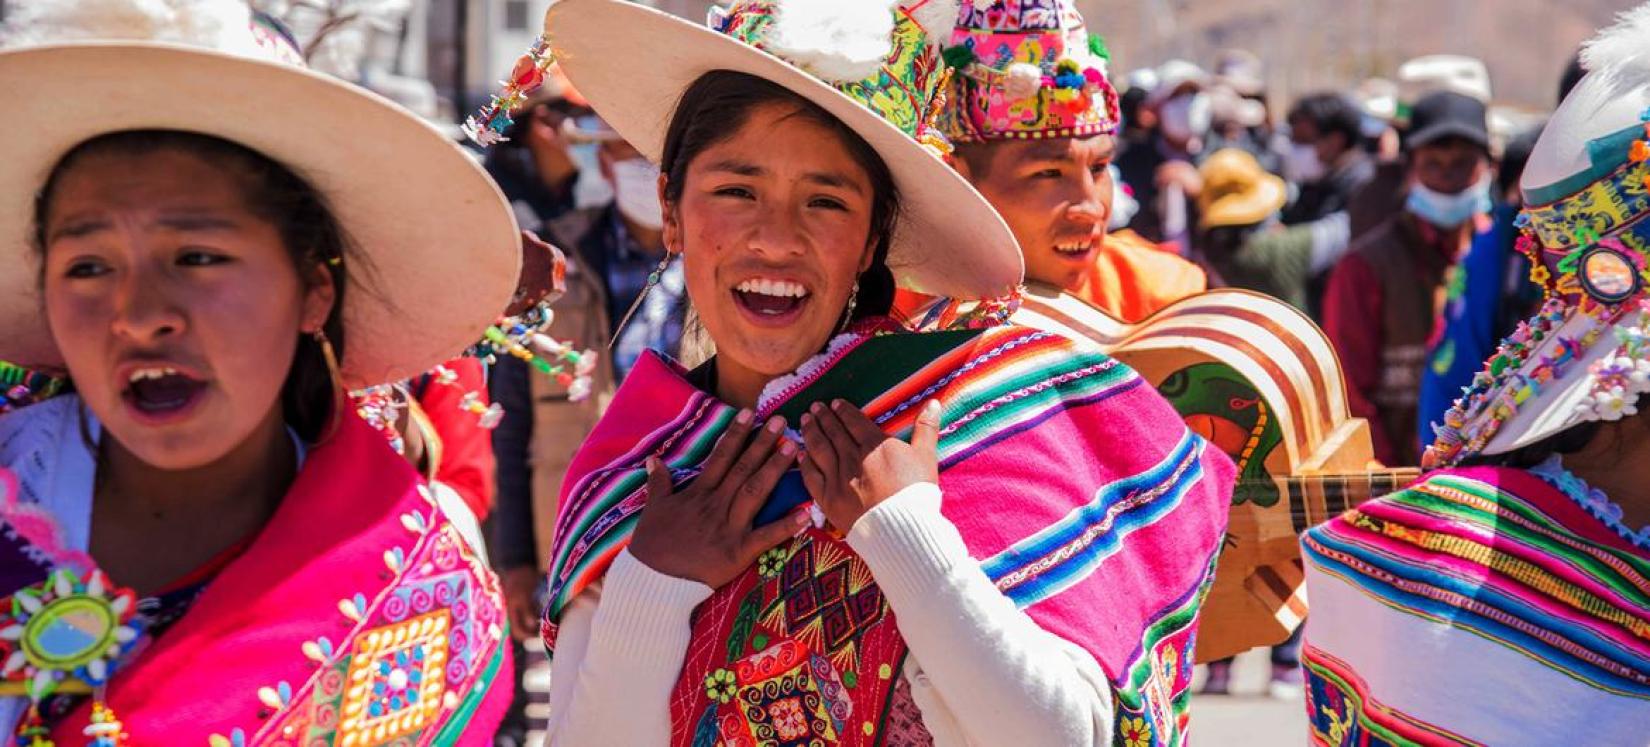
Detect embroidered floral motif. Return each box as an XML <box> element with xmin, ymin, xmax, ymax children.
<box><xmin>757</xmin><ymin>547</ymin><xmax>788</xmax><ymax>578</ymax></box>
<box><xmin>703</xmin><ymin>668</ymin><xmax>737</xmax><ymax>704</ymax></box>
<box><xmin>1119</xmin><ymin>716</ymin><xmax>1152</xmax><ymax>747</ymax></box>
<box><xmin>708</xmin><ymin>640</ymin><xmax>853</xmax><ymax>744</ymax></box>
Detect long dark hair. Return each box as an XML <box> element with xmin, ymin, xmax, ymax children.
<box><xmin>32</xmin><ymin>130</ymin><xmax>353</xmax><ymax>443</ymax></box>
<box><xmin>660</xmin><ymin>70</ymin><xmax>900</xmax><ymax>321</ymax></box>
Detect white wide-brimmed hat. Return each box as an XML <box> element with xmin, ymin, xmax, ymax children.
<box><xmin>0</xmin><ymin>0</ymin><xmax>520</xmax><ymax>388</ymax></box>
<box><xmin>533</xmin><ymin>0</ymin><xmax>1021</xmax><ymax>300</ymax></box>
<box><xmin>1426</xmin><ymin>5</ymin><xmax>1650</xmax><ymax>468</ymax></box>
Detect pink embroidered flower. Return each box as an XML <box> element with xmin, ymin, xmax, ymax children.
<box><xmin>767</xmin><ymin>697</ymin><xmax>811</xmax><ymax>740</ymax></box>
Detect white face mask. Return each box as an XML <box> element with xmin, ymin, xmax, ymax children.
<box><xmin>570</xmin><ymin>142</ymin><xmax>614</xmax><ymax>209</ymax></box>
<box><xmin>1405</xmin><ymin>175</ymin><xmax>1492</xmax><ymax>229</ymax></box>
<box><xmin>1283</xmin><ymin>143</ymin><xmax>1326</xmax><ymax>184</ymax></box>
<box><xmin>1159</xmin><ymin>92</ymin><xmax>1211</xmax><ymax>144</ymax></box>
<box><xmin>610</xmin><ymin>158</ymin><xmax>663</xmax><ymax>230</ymax></box>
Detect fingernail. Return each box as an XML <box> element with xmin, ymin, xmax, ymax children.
<box><xmin>793</xmin><ymin>511</ymin><xmax>811</xmax><ymax>526</ymax></box>
<box><xmin>809</xmin><ymin>402</ymin><xmax>823</xmax><ymax>414</ymax></box>
<box><xmin>736</xmin><ymin>409</ymin><xmax>754</xmax><ymax>425</ymax></box>
<box><xmin>767</xmin><ymin>417</ymin><xmax>785</xmax><ymax>433</ymax></box>
<box><xmin>924</xmin><ymin>400</ymin><xmax>943</xmax><ymax>417</ymax></box>
<box><xmin>832</xmin><ymin>399</ymin><xmax>846</xmax><ymax>410</ymax></box>
<box><xmin>801</xmin><ymin>413</ymin><xmax>813</xmax><ymax>427</ymax></box>
<box><xmin>780</xmin><ymin>439</ymin><xmax>797</xmax><ymax>455</ymax></box>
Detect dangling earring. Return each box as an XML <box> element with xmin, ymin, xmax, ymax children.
<box><xmin>314</xmin><ymin>329</ymin><xmax>347</xmax><ymax>444</ymax></box>
<box><xmin>837</xmin><ymin>282</ymin><xmax>860</xmax><ymax>334</ymax></box>
<box><xmin>609</xmin><ymin>252</ymin><xmax>675</xmax><ymax>350</ymax></box>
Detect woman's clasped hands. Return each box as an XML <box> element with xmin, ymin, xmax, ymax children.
<box><xmin>627</xmin><ymin>399</ymin><xmax>943</xmax><ymax>586</ymax></box>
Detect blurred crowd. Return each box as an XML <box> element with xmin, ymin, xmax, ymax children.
<box><xmin>1110</xmin><ymin>51</ymin><xmax>1583</xmax><ymax>470</ymax></box>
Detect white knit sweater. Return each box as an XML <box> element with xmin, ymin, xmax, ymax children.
<box><xmin>545</xmin><ymin>482</ymin><xmax>1115</xmax><ymax>745</ymax></box>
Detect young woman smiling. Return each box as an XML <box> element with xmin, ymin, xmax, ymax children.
<box><xmin>526</xmin><ymin>1</ymin><xmax>1235</xmax><ymax>745</ymax></box>
<box><xmin>0</xmin><ymin>2</ymin><xmax>519</xmax><ymax>741</ymax></box>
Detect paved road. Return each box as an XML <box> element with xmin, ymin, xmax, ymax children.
<box><xmin>519</xmin><ymin>645</ymin><xmax>1309</xmax><ymax>746</ymax></box>
<box><xmin>1192</xmin><ymin>648</ymin><xmax>1310</xmax><ymax>746</ymax></box>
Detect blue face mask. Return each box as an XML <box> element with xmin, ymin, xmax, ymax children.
<box><xmin>1406</xmin><ymin>177</ymin><xmax>1492</xmax><ymax>228</ymax></box>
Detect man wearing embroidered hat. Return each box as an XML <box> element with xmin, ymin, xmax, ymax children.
<box><xmin>0</xmin><ymin>0</ymin><xmax>520</xmax><ymax>740</ymax></box>
<box><xmin>929</xmin><ymin>0</ymin><xmax>1205</xmax><ymax>324</ymax></box>
<box><xmin>474</xmin><ymin>0</ymin><xmax>1233</xmax><ymax>744</ymax></box>
<box><xmin>1298</xmin><ymin>8</ymin><xmax>1650</xmax><ymax>743</ymax></box>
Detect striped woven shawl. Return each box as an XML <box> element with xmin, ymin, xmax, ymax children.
<box><xmin>1301</xmin><ymin>466</ymin><xmax>1650</xmax><ymax>746</ymax></box>
<box><xmin>543</xmin><ymin>324</ymin><xmax>1232</xmax><ymax>745</ymax></box>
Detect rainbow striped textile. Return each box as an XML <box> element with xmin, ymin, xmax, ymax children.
<box><xmin>543</xmin><ymin>323</ymin><xmax>1233</xmax><ymax>745</ymax></box>
<box><xmin>1300</xmin><ymin>466</ymin><xmax>1650</xmax><ymax>746</ymax></box>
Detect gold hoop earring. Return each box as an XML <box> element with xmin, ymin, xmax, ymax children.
<box><xmin>837</xmin><ymin>282</ymin><xmax>860</xmax><ymax>334</ymax></box>
<box><xmin>314</xmin><ymin>329</ymin><xmax>346</xmax><ymax>444</ymax></box>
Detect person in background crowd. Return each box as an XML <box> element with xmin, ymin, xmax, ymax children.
<box><xmin>1208</xmin><ymin>49</ymin><xmax>1281</xmax><ymax>174</ymax></box>
<box><xmin>1322</xmin><ymin>90</ymin><xmax>1495</xmax><ymax>467</ymax></box>
<box><xmin>1281</xmin><ymin>93</ymin><xmax>1374</xmax><ymax>228</ymax></box>
<box><xmin>1416</xmin><ymin>126</ymin><xmax>1544</xmax><ymax>455</ymax></box>
<box><xmin>1197</xmin><ymin>148</ymin><xmax>1352</xmax><ymax>312</ymax></box>
<box><xmin>931</xmin><ymin>0</ymin><xmax>1205</xmax><ymax>324</ymax></box>
<box><xmin>1354</xmin><ymin>77</ymin><xmax>1404</xmax><ymax>163</ymax></box>
<box><xmin>1206</xmin><ymin>85</ymin><xmax>1274</xmax><ymax>172</ymax></box>
<box><xmin>1272</xmin><ymin>92</ymin><xmax>1373</xmax><ymax>317</ymax></box>
<box><xmin>1348</xmin><ymin>56</ymin><xmax>1495</xmax><ymax>241</ymax></box>
<box><xmin>1117</xmin><ymin>68</ymin><xmax>1159</xmax><ymax>151</ymax></box>
<box><xmin>483</xmin><ymin>76</ymin><xmax>600</xmax><ymax>230</ymax></box>
<box><xmin>574</xmin><ymin>118</ymin><xmax>686</xmax><ymax>377</ymax></box>
<box><xmin>1117</xmin><ymin>60</ymin><xmax>1208</xmax><ymax>252</ymax></box>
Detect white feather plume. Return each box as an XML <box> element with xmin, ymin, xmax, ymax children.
<box><xmin>765</xmin><ymin>0</ymin><xmax>899</xmax><ymax>83</ymax></box>
<box><xmin>1581</xmin><ymin>4</ymin><xmax>1650</xmax><ymax>81</ymax></box>
<box><xmin>1004</xmin><ymin>62</ymin><xmax>1044</xmax><ymax>100</ymax></box>
<box><xmin>0</xmin><ymin>0</ymin><xmax>262</xmax><ymax>58</ymax></box>
<box><xmin>905</xmin><ymin>0</ymin><xmax>961</xmax><ymax>50</ymax></box>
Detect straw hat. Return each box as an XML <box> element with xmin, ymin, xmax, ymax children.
<box><xmin>536</xmin><ymin>0</ymin><xmax>1021</xmax><ymax>300</ymax></box>
<box><xmin>0</xmin><ymin>0</ymin><xmax>520</xmax><ymax>388</ymax></box>
<box><xmin>1198</xmin><ymin>149</ymin><xmax>1287</xmax><ymax>229</ymax></box>
<box><xmin>1426</xmin><ymin>4</ymin><xmax>1650</xmax><ymax>467</ymax></box>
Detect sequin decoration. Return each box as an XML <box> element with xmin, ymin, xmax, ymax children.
<box><xmin>462</xmin><ymin>36</ymin><xmax>556</xmax><ymax>146</ymax></box>
<box><xmin>335</xmin><ymin>611</ymin><xmax>452</xmax><ymax>742</ymax></box>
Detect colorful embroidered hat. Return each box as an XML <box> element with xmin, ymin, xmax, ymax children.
<box><xmin>938</xmin><ymin>0</ymin><xmax>1119</xmax><ymax>142</ymax></box>
<box><xmin>1426</xmin><ymin>5</ymin><xmax>1650</xmax><ymax>468</ymax></box>
<box><xmin>0</xmin><ymin>0</ymin><xmax>521</xmax><ymax>388</ymax></box>
<box><xmin>495</xmin><ymin>0</ymin><xmax>1020</xmax><ymax>300</ymax></box>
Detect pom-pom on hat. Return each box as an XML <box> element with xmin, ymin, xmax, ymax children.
<box><xmin>478</xmin><ymin>0</ymin><xmax>1022</xmax><ymax>300</ymax></box>
<box><xmin>938</xmin><ymin>0</ymin><xmax>1120</xmax><ymax>142</ymax></box>
<box><xmin>1426</xmin><ymin>3</ymin><xmax>1650</xmax><ymax>468</ymax></box>
<box><xmin>0</xmin><ymin>0</ymin><xmax>520</xmax><ymax>389</ymax></box>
